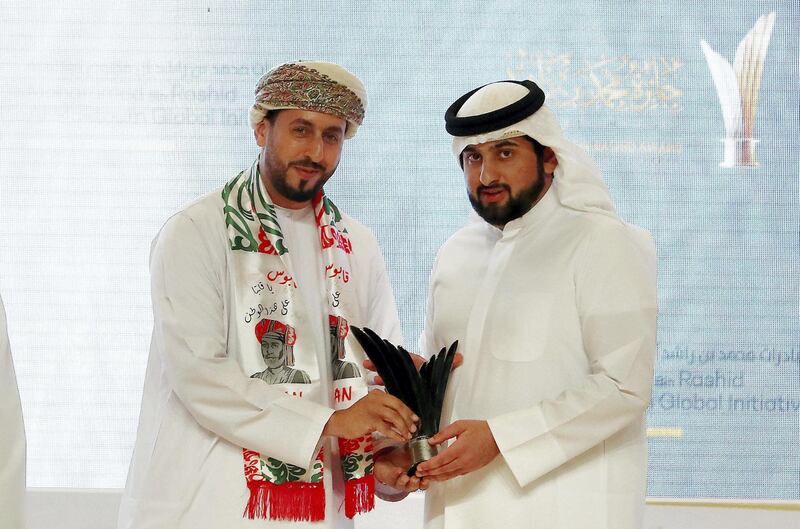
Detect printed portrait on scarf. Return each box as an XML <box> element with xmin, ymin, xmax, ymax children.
<box><xmin>329</xmin><ymin>315</ymin><xmax>360</xmax><ymax>380</ymax></box>
<box><xmin>251</xmin><ymin>318</ymin><xmax>311</xmax><ymax>384</ymax></box>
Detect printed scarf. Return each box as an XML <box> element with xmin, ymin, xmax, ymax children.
<box><xmin>222</xmin><ymin>158</ymin><xmax>374</xmax><ymax>522</ymax></box>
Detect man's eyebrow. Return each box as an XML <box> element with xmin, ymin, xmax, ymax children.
<box><xmin>289</xmin><ymin>118</ymin><xmax>344</xmax><ymax>134</ymax></box>
<box><xmin>462</xmin><ymin>146</ymin><xmax>478</xmax><ymax>154</ymax></box>
<box><xmin>289</xmin><ymin>118</ymin><xmax>314</xmax><ymax>127</ymax></box>
<box><xmin>490</xmin><ymin>139</ymin><xmax>520</xmax><ymax>150</ymax></box>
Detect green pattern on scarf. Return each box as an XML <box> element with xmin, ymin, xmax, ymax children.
<box><xmin>222</xmin><ymin>166</ymin><xmax>288</xmax><ymax>255</ymax></box>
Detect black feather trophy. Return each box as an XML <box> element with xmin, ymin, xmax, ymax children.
<box><xmin>350</xmin><ymin>326</ymin><xmax>458</xmax><ymax>476</ymax></box>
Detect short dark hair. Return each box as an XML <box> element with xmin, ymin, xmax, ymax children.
<box><xmin>520</xmin><ymin>135</ymin><xmax>546</xmax><ymax>158</ymax></box>
<box><xmin>265</xmin><ymin>109</ymin><xmax>281</xmax><ymax>124</ymax></box>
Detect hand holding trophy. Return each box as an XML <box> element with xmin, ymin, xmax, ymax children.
<box><xmin>351</xmin><ymin>326</ymin><xmax>458</xmax><ymax>476</ymax></box>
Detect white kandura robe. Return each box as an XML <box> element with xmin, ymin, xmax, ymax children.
<box><xmin>0</xmin><ymin>294</ymin><xmax>26</xmax><ymax>529</ymax></box>
<box><xmin>118</xmin><ymin>189</ymin><xmax>402</xmax><ymax>529</ymax></box>
<box><xmin>420</xmin><ymin>185</ymin><xmax>657</xmax><ymax>529</ymax></box>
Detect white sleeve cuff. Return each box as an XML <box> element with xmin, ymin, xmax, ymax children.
<box><xmin>264</xmin><ymin>398</ymin><xmax>334</xmax><ymax>469</ymax></box>
<box><xmin>487</xmin><ymin>406</ymin><xmax>565</xmax><ymax>488</ymax></box>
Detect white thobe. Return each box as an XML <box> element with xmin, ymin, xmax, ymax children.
<box><xmin>420</xmin><ymin>185</ymin><xmax>657</xmax><ymax>529</ymax></box>
<box><xmin>0</xmin><ymin>294</ymin><xmax>26</xmax><ymax>529</ymax></box>
<box><xmin>118</xmin><ymin>188</ymin><xmax>402</xmax><ymax>529</ymax></box>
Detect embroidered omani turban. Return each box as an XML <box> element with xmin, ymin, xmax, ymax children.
<box><xmin>250</xmin><ymin>61</ymin><xmax>367</xmax><ymax>139</ymax></box>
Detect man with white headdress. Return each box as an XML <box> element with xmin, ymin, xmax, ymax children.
<box><xmin>119</xmin><ymin>61</ymin><xmax>422</xmax><ymax>529</ymax></box>
<box><xmin>1</xmin><ymin>293</ymin><xmax>26</xmax><ymax>529</ymax></box>
<box><xmin>414</xmin><ymin>80</ymin><xmax>657</xmax><ymax>529</ymax></box>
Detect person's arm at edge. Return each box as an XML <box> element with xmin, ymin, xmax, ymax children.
<box><xmin>0</xmin><ymin>295</ymin><xmax>26</xmax><ymax>529</ymax></box>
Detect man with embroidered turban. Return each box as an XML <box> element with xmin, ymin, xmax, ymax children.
<box><xmin>414</xmin><ymin>80</ymin><xmax>657</xmax><ymax>529</ymax></box>
<box><xmin>329</xmin><ymin>315</ymin><xmax>361</xmax><ymax>380</ymax></box>
<box><xmin>251</xmin><ymin>319</ymin><xmax>311</xmax><ymax>385</ymax></box>
<box><xmin>119</xmin><ymin>61</ymin><xmax>422</xmax><ymax>529</ymax></box>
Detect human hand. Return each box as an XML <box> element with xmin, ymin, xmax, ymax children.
<box><xmin>363</xmin><ymin>351</ymin><xmax>464</xmax><ymax>386</ymax></box>
<box><xmin>322</xmin><ymin>389</ymin><xmax>418</xmax><ymax>443</ymax></box>
<box><xmin>374</xmin><ymin>446</ymin><xmax>428</xmax><ymax>492</ymax></box>
<box><xmin>414</xmin><ymin>420</ymin><xmax>498</xmax><ymax>481</ymax></box>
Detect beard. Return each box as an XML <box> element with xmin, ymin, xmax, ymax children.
<box><xmin>468</xmin><ymin>159</ymin><xmax>548</xmax><ymax>227</ymax></box>
<box><xmin>262</xmin><ymin>143</ymin><xmax>337</xmax><ymax>204</ymax></box>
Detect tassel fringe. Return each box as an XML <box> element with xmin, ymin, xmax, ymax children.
<box><xmin>244</xmin><ymin>481</ymin><xmax>325</xmax><ymax>522</ymax></box>
<box><xmin>345</xmin><ymin>474</ymin><xmax>375</xmax><ymax>519</ymax></box>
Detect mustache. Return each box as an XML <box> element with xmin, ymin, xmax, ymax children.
<box><xmin>289</xmin><ymin>158</ymin><xmax>326</xmax><ymax>172</ymax></box>
<box><xmin>477</xmin><ymin>184</ymin><xmax>510</xmax><ymax>194</ymax></box>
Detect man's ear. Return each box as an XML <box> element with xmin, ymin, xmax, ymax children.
<box><xmin>254</xmin><ymin>119</ymin><xmax>269</xmax><ymax>147</ymax></box>
<box><xmin>542</xmin><ymin>147</ymin><xmax>558</xmax><ymax>174</ymax></box>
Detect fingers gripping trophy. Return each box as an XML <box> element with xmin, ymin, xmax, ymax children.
<box><xmin>350</xmin><ymin>327</ymin><xmax>458</xmax><ymax>475</ymax></box>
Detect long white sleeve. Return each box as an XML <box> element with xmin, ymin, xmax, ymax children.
<box><xmin>363</xmin><ymin>236</ymin><xmax>403</xmax><ymax>345</ymax></box>
<box><xmin>151</xmin><ymin>212</ymin><xmax>333</xmax><ymax>468</ymax></box>
<box><xmin>487</xmin><ymin>223</ymin><xmax>657</xmax><ymax>487</ymax></box>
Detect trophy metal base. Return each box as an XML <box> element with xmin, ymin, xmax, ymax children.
<box><xmin>406</xmin><ymin>435</ymin><xmax>438</xmax><ymax>477</ymax></box>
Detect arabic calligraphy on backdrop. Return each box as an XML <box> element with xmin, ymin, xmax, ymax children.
<box><xmin>506</xmin><ymin>50</ymin><xmax>685</xmax><ymax>113</ymax></box>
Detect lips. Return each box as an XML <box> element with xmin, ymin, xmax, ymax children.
<box><xmin>289</xmin><ymin>161</ymin><xmax>326</xmax><ymax>178</ymax></box>
<box><xmin>479</xmin><ymin>186</ymin><xmax>508</xmax><ymax>202</ymax></box>
<box><xmin>292</xmin><ymin>165</ymin><xmax>322</xmax><ymax>178</ymax></box>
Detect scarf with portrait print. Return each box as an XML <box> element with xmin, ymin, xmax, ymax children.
<box><xmin>223</xmin><ymin>158</ymin><xmax>374</xmax><ymax>522</ymax></box>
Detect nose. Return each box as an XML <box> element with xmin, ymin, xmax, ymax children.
<box><xmin>478</xmin><ymin>159</ymin><xmax>497</xmax><ymax>186</ymax></box>
<box><xmin>307</xmin><ymin>135</ymin><xmax>324</xmax><ymax>163</ymax></box>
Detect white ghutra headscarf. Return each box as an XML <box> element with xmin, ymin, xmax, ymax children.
<box><xmin>447</xmin><ymin>80</ymin><xmax>619</xmax><ymax>219</ymax></box>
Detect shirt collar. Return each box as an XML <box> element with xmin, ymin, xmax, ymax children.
<box><xmin>274</xmin><ymin>203</ymin><xmax>315</xmax><ymax>222</ymax></box>
<box><xmin>487</xmin><ymin>181</ymin><xmax>559</xmax><ymax>238</ymax></box>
